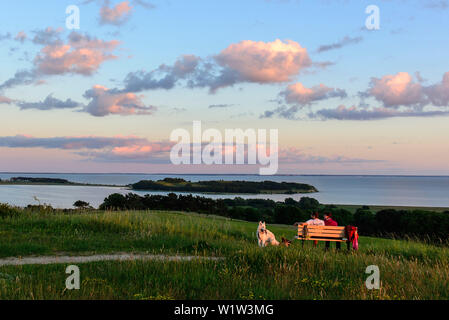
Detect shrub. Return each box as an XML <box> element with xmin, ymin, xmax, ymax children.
<box><xmin>327</xmin><ymin>208</ymin><xmax>354</xmax><ymax>226</ymax></box>
<box><xmin>274</xmin><ymin>205</ymin><xmax>308</xmax><ymax>225</ymax></box>
<box><xmin>354</xmin><ymin>208</ymin><xmax>377</xmax><ymax>235</ymax></box>
<box><xmin>375</xmin><ymin>209</ymin><xmax>449</xmax><ymax>242</ymax></box>
<box><xmin>298</xmin><ymin>197</ymin><xmax>320</xmax><ymax>210</ymax></box>
<box><xmin>73</xmin><ymin>200</ymin><xmax>90</xmax><ymax>209</ymax></box>
<box><xmin>375</xmin><ymin>209</ymin><xmax>404</xmax><ymax>235</ymax></box>
<box><xmin>0</xmin><ymin>203</ymin><xmax>21</xmax><ymax>218</ymax></box>
<box><xmin>99</xmin><ymin>193</ymin><xmax>127</xmax><ymax>210</ymax></box>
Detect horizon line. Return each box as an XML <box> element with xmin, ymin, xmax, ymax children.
<box><xmin>1</xmin><ymin>172</ymin><xmax>449</xmax><ymax>178</ymax></box>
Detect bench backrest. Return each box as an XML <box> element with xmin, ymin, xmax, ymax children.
<box><xmin>297</xmin><ymin>224</ymin><xmax>347</xmax><ymax>241</ymax></box>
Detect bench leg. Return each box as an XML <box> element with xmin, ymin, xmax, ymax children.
<box><xmin>302</xmin><ymin>240</ymin><xmax>304</xmax><ymax>248</ymax></box>
<box><xmin>347</xmin><ymin>241</ymin><xmax>351</xmax><ymax>251</ymax></box>
<box><xmin>336</xmin><ymin>242</ymin><xmax>341</xmax><ymax>250</ymax></box>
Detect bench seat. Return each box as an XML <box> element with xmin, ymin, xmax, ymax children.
<box><xmin>296</xmin><ymin>225</ymin><xmax>348</xmax><ymax>242</ymax></box>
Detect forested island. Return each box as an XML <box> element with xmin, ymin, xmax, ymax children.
<box><xmin>0</xmin><ymin>177</ymin><xmax>116</xmax><ymax>187</ymax></box>
<box><xmin>130</xmin><ymin>178</ymin><xmax>318</xmax><ymax>194</ymax></box>
<box><xmin>0</xmin><ymin>177</ymin><xmax>75</xmax><ymax>185</ymax></box>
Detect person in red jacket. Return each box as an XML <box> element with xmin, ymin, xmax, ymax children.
<box><xmin>324</xmin><ymin>213</ymin><xmax>341</xmax><ymax>250</ymax></box>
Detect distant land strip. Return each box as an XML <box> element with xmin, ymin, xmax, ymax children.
<box><xmin>0</xmin><ymin>176</ymin><xmax>319</xmax><ymax>194</ymax></box>
<box><xmin>0</xmin><ymin>177</ymin><xmax>123</xmax><ymax>188</ymax></box>
<box><xmin>130</xmin><ymin>178</ymin><xmax>318</xmax><ymax>194</ymax></box>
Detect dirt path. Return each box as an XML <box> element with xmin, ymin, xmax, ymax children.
<box><xmin>0</xmin><ymin>253</ymin><xmax>223</xmax><ymax>267</ymax></box>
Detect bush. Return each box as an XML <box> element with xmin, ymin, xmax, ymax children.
<box><xmin>375</xmin><ymin>209</ymin><xmax>449</xmax><ymax>242</ymax></box>
<box><xmin>99</xmin><ymin>194</ymin><xmax>127</xmax><ymax>210</ymax></box>
<box><xmin>376</xmin><ymin>209</ymin><xmax>406</xmax><ymax>235</ymax></box>
<box><xmin>354</xmin><ymin>208</ymin><xmax>377</xmax><ymax>234</ymax></box>
<box><xmin>274</xmin><ymin>205</ymin><xmax>308</xmax><ymax>225</ymax></box>
<box><xmin>329</xmin><ymin>208</ymin><xmax>354</xmax><ymax>226</ymax></box>
<box><xmin>73</xmin><ymin>200</ymin><xmax>90</xmax><ymax>209</ymax></box>
<box><xmin>0</xmin><ymin>203</ymin><xmax>21</xmax><ymax>218</ymax></box>
<box><xmin>298</xmin><ymin>197</ymin><xmax>320</xmax><ymax>210</ymax></box>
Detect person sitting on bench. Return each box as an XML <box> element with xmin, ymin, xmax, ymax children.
<box><xmin>305</xmin><ymin>212</ymin><xmax>324</xmax><ymax>247</ymax></box>
<box><xmin>324</xmin><ymin>213</ymin><xmax>341</xmax><ymax>250</ymax></box>
<box><xmin>305</xmin><ymin>212</ymin><xmax>325</xmax><ymax>226</ymax></box>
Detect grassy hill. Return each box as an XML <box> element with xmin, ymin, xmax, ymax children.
<box><xmin>0</xmin><ymin>208</ymin><xmax>447</xmax><ymax>299</ymax></box>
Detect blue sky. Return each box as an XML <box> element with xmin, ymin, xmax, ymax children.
<box><xmin>0</xmin><ymin>0</ymin><xmax>448</xmax><ymax>174</ymax></box>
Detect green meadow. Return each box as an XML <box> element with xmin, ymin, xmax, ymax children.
<box><xmin>0</xmin><ymin>209</ymin><xmax>448</xmax><ymax>300</ymax></box>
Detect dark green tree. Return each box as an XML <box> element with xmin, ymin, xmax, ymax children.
<box><xmin>73</xmin><ymin>200</ymin><xmax>90</xmax><ymax>209</ymax></box>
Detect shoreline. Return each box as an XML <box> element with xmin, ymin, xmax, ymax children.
<box><xmin>0</xmin><ymin>179</ymin><xmax>319</xmax><ymax>195</ymax></box>
<box><xmin>0</xmin><ymin>179</ymin><xmax>447</xmax><ymax>211</ymax></box>
<box><xmin>0</xmin><ymin>181</ymin><xmax>125</xmax><ymax>188</ymax></box>
<box><xmin>0</xmin><ymin>182</ymin><xmax>317</xmax><ymax>194</ymax></box>
<box><xmin>0</xmin><ymin>189</ymin><xmax>447</xmax><ymax>212</ymax></box>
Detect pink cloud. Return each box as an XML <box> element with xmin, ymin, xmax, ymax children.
<box><xmin>215</xmin><ymin>39</ymin><xmax>311</xmax><ymax>84</ymax></box>
<box><xmin>14</xmin><ymin>31</ymin><xmax>27</xmax><ymax>43</ymax></box>
<box><xmin>0</xmin><ymin>96</ymin><xmax>13</xmax><ymax>104</ymax></box>
<box><xmin>0</xmin><ymin>134</ymin><xmax>151</xmax><ymax>150</ymax></box>
<box><xmin>83</xmin><ymin>85</ymin><xmax>156</xmax><ymax>116</ymax></box>
<box><xmin>369</xmin><ymin>72</ymin><xmax>425</xmax><ymax>107</ymax></box>
<box><xmin>0</xmin><ymin>134</ymin><xmax>172</xmax><ymax>163</ymax></box>
<box><xmin>281</xmin><ymin>82</ymin><xmax>346</xmax><ymax>105</ymax></box>
<box><xmin>34</xmin><ymin>32</ymin><xmax>120</xmax><ymax>76</ymax></box>
<box><xmin>100</xmin><ymin>1</ymin><xmax>133</xmax><ymax>25</ymax></box>
<box><xmin>119</xmin><ymin>40</ymin><xmax>312</xmax><ymax>93</ymax></box>
<box><xmin>109</xmin><ymin>143</ymin><xmax>172</xmax><ymax>159</ymax></box>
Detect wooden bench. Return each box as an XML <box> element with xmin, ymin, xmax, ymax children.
<box><xmin>295</xmin><ymin>224</ymin><xmax>356</xmax><ymax>250</ymax></box>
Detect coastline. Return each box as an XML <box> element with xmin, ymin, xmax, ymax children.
<box><xmin>0</xmin><ymin>178</ymin><xmax>319</xmax><ymax>195</ymax></box>
<box><xmin>0</xmin><ymin>184</ymin><xmax>447</xmax><ymax>212</ymax></box>
<box><xmin>1</xmin><ymin>175</ymin><xmax>448</xmax><ymax>210</ymax></box>
<box><xmin>0</xmin><ymin>181</ymin><xmax>125</xmax><ymax>188</ymax></box>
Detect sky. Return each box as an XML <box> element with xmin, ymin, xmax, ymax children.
<box><xmin>0</xmin><ymin>0</ymin><xmax>448</xmax><ymax>175</ymax></box>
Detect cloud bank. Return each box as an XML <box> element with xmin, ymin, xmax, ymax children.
<box><xmin>0</xmin><ymin>134</ymin><xmax>380</xmax><ymax>165</ymax></box>
<box><xmin>120</xmin><ymin>39</ymin><xmax>312</xmax><ymax>94</ymax></box>
<box><xmin>0</xmin><ymin>135</ymin><xmax>172</xmax><ymax>163</ymax></box>
<box><xmin>83</xmin><ymin>85</ymin><xmax>156</xmax><ymax>116</ymax></box>
<box><xmin>264</xmin><ymin>71</ymin><xmax>449</xmax><ymax>120</ymax></box>
<box><xmin>17</xmin><ymin>95</ymin><xmax>81</xmax><ymax>111</ymax></box>
<box><xmin>280</xmin><ymin>83</ymin><xmax>347</xmax><ymax>105</ymax></box>
<box><xmin>0</xmin><ymin>29</ymin><xmax>120</xmax><ymax>90</ymax></box>
<box><xmin>308</xmin><ymin>105</ymin><xmax>449</xmax><ymax>121</ymax></box>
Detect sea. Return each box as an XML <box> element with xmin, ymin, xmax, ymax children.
<box><xmin>0</xmin><ymin>173</ymin><xmax>448</xmax><ymax>209</ymax></box>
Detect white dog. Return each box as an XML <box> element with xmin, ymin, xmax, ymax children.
<box><xmin>257</xmin><ymin>221</ymin><xmax>280</xmax><ymax>247</ymax></box>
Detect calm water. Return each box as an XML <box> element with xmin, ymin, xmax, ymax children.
<box><xmin>0</xmin><ymin>173</ymin><xmax>448</xmax><ymax>209</ymax></box>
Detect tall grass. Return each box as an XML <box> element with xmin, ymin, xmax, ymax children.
<box><xmin>0</xmin><ymin>209</ymin><xmax>298</xmax><ymax>257</ymax></box>
<box><xmin>0</xmin><ymin>209</ymin><xmax>448</xmax><ymax>299</ymax></box>
<box><xmin>0</xmin><ymin>244</ymin><xmax>447</xmax><ymax>299</ymax></box>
